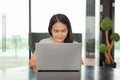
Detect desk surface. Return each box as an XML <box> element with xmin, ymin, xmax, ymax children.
<box><xmin>0</xmin><ymin>65</ymin><xmax>120</xmax><ymax>80</ymax></box>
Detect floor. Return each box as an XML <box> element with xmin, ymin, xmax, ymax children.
<box><xmin>0</xmin><ymin>57</ymin><xmax>120</xmax><ymax>69</ymax></box>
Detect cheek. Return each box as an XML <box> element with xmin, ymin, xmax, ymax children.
<box><xmin>51</xmin><ymin>33</ymin><xmax>57</xmax><ymax>38</ymax></box>
<box><xmin>63</xmin><ymin>32</ymin><xmax>68</xmax><ymax>38</ymax></box>
<box><xmin>65</xmin><ymin>32</ymin><xmax>68</xmax><ymax>36</ymax></box>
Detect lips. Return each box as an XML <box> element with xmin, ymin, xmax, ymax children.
<box><xmin>56</xmin><ymin>37</ymin><xmax>65</xmax><ymax>42</ymax></box>
<box><xmin>56</xmin><ymin>37</ymin><xmax>65</xmax><ymax>40</ymax></box>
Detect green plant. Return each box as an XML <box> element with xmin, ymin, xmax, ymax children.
<box><xmin>99</xmin><ymin>17</ymin><xmax>120</xmax><ymax>64</ymax></box>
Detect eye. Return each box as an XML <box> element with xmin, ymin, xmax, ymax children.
<box><xmin>53</xmin><ymin>30</ymin><xmax>59</xmax><ymax>33</ymax></box>
<box><xmin>61</xmin><ymin>29</ymin><xmax>67</xmax><ymax>32</ymax></box>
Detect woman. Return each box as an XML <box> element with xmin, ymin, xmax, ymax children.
<box><xmin>29</xmin><ymin>13</ymin><xmax>84</xmax><ymax>70</ymax></box>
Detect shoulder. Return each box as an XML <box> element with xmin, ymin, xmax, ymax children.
<box><xmin>39</xmin><ymin>37</ymin><xmax>53</xmax><ymax>43</ymax></box>
<box><xmin>73</xmin><ymin>40</ymin><xmax>78</xmax><ymax>43</ymax></box>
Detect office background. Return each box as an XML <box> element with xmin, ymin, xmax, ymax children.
<box><xmin>0</xmin><ymin>0</ymin><xmax>120</xmax><ymax>68</ymax></box>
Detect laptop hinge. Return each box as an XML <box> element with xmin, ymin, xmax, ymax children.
<box><xmin>38</xmin><ymin>70</ymin><xmax>80</xmax><ymax>72</ymax></box>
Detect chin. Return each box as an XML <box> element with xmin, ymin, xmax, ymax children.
<box><xmin>56</xmin><ymin>40</ymin><xmax>64</xmax><ymax>43</ymax></box>
<box><xmin>57</xmin><ymin>41</ymin><xmax>64</xmax><ymax>43</ymax></box>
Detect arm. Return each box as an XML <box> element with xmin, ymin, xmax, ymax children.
<box><xmin>80</xmin><ymin>58</ymin><xmax>84</xmax><ymax>65</ymax></box>
<box><xmin>29</xmin><ymin>51</ymin><xmax>37</xmax><ymax>70</ymax></box>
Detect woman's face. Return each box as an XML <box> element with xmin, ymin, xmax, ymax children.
<box><xmin>51</xmin><ymin>22</ymin><xmax>68</xmax><ymax>43</ymax></box>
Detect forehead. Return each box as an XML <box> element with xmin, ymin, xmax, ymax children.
<box><xmin>52</xmin><ymin>22</ymin><xmax>68</xmax><ymax>29</ymax></box>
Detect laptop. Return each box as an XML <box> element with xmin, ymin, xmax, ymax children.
<box><xmin>35</xmin><ymin>43</ymin><xmax>82</xmax><ymax>72</ymax></box>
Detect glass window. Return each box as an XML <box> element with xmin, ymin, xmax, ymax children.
<box><xmin>0</xmin><ymin>0</ymin><xmax>29</xmax><ymax>68</ymax></box>
<box><xmin>31</xmin><ymin>0</ymin><xmax>86</xmax><ymax>58</ymax></box>
<box><xmin>114</xmin><ymin>0</ymin><xmax>120</xmax><ymax>68</ymax></box>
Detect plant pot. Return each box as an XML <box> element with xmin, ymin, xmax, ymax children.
<box><xmin>103</xmin><ymin>62</ymin><xmax>117</xmax><ymax>68</ymax></box>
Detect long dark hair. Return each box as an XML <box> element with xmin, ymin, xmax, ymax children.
<box><xmin>48</xmin><ymin>13</ymin><xmax>73</xmax><ymax>43</ymax></box>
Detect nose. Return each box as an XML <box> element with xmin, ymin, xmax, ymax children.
<box><xmin>58</xmin><ymin>32</ymin><xmax>63</xmax><ymax>36</ymax></box>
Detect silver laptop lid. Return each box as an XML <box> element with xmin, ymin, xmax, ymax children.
<box><xmin>36</xmin><ymin>43</ymin><xmax>82</xmax><ymax>71</ymax></box>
